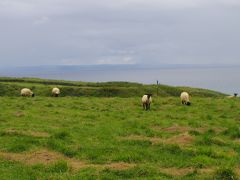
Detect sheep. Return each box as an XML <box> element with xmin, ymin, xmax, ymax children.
<box><xmin>21</xmin><ymin>88</ymin><xmax>34</xmax><ymax>97</ymax></box>
<box><xmin>52</xmin><ymin>87</ymin><xmax>60</xmax><ymax>97</ymax></box>
<box><xmin>226</xmin><ymin>93</ymin><xmax>238</xmax><ymax>98</ymax></box>
<box><xmin>142</xmin><ymin>94</ymin><xmax>152</xmax><ymax>110</ymax></box>
<box><xmin>180</xmin><ymin>92</ymin><xmax>191</xmax><ymax>105</ymax></box>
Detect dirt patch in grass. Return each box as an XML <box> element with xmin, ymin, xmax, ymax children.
<box><xmin>165</xmin><ymin>132</ymin><xmax>194</xmax><ymax>145</ymax></box>
<box><xmin>211</xmin><ymin>127</ymin><xmax>227</xmax><ymax>133</ymax></box>
<box><xmin>103</xmin><ymin>162</ymin><xmax>136</xmax><ymax>170</ymax></box>
<box><xmin>15</xmin><ymin>112</ymin><xmax>25</xmax><ymax>117</ymax></box>
<box><xmin>153</xmin><ymin>125</ymin><xmax>206</xmax><ymax>133</ymax></box>
<box><xmin>120</xmin><ymin>133</ymin><xmax>194</xmax><ymax>146</ymax></box>
<box><xmin>161</xmin><ymin>126</ymin><xmax>191</xmax><ymax>133</ymax></box>
<box><xmin>229</xmin><ymin>166</ymin><xmax>240</xmax><ymax>177</ymax></box>
<box><xmin>234</xmin><ymin>139</ymin><xmax>240</xmax><ymax>144</ymax></box>
<box><xmin>4</xmin><ymin>129</ymin><xmax>50</xmax><ymax>138</ymax></box>
<box><xmin>153</xmin><ymin>125</ymin><xmax>226</xmax><ymax>135</ymax></box>
<box><xmin>120</xmin><ymin>135</ymin><xmax>162</xmax><ymax>145</ymax></box>
<box><xmin>0</xmin><ymin>149</ymin><xmax>135</xmax><ymax>171</ymax></box>
<box><xmin>234</xmin><ymin>167</ymin><xmax>240</xmax><ymax>177</ymax></box>
<box><xmin>160</xmin><ymin>167</ymin><xmax>216</xmax><ymax>177</ymax></box>
<box><xmin>0</xmin><ymin>149</ymin><xmax>64</xmax><ymax>165</ymax></box>
<box><xmin>198</xmin><ymin>168</ymin><xmax>215</xmax><ymax>175</ymax></box>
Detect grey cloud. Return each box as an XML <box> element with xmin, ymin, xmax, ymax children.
<box><xmin>0</xmin><ymin>0</ymin><xmax>240</xmax><ymax>66</ymax></box>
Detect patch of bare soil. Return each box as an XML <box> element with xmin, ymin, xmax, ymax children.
<box><xmin>234</xmin><ymin>167</ymin><xmax>240</xmax><ymax>177</ymax></box>
<box><xmin>230</xmin><ymin>166</ymin><xmax>240</xmax><ymax>177</ymax></box>
<box><xmin>0</xmin><ymin>149</ymin><xmax>135</xmax><ymax>171</ymax></box>
<box><xmin>15</xmin><ymin>112</ymin><xmax>25</xmax><ymax>117</ymax></box>
<box><xmin>120</xmin><ymin>135</ymin><xmax>162</xmax><ymax>145</ymax></box>
<box><xmin>198</xmin><ymin>168</ymin><xmax>215</xmax><ymax>175</ymax></box>
<box><xmin>0</xmin><ymin>150</ymin><xmax>63</xmax><ymax>165</ymax></box>
<box><xmin>161</xmin><ymin>126</ymin><xmax>191</xmax><ymax>133</ymax></box>
<box><xmin>211</xmin><ymin>127</ymin><xmax>227</xmax><ymax>133</ymax></box>
<box><xmin>103</xmin><ymin>162</ymin><xmax>135</xmax><ymax>170</ymax></box>
<box><xmin>152</xmin><ymin>125</ymin><xmax>205</xmax><ymax>133</ymax></box>
<box><xmin>152</xmin><ymin>125</ymin><xmax>226</xmax><ymax>135</ymax></box>
<box><xmin>164</xmin><ymin>132</ymin><xmax>195</xmax><ymax>145</ymax></box>
<box><xmin>4</xmin><ymin>129</ymin><xmax>50</xmax><ymax>138</ymax></box>
<box><xmin>120</xmin><ymin>133</ymin><xmax>194</xmax><ymax>146</ymax></box>
<box><xmin>160</xmin><ymin>167</ymin><xmax>216</xmax><ymax>177</ymax></box>
<box><xmin>234</xmin><ymin>139</ymin><xmax>240</xmax><ymax>145</ymax></box>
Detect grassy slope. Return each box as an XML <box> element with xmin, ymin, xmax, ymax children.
<box><xmin>0</xmin><ymin>78</ymin><xmax>238</xmax><ymax>179</ymax></box>
<box><xmin>0</xmin><ymin>77</ymin><xmax>225</xmax><ymax>97</ymax></box>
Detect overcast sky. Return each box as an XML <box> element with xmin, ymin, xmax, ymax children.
<box><xmin>0</xmin><ymin>0</ymin><xmax>240</xmax><ymax>66</ymax></box>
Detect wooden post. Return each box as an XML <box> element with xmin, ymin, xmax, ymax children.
<box><xmin>157</xmin><ymin>80</ymin><xmax>159</xmax><ymax>96</ymax></box>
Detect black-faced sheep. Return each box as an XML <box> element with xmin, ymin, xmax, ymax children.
<box><xmin>180</xmin><ymin>92</ymin><xmax>191</xmax><ymax>105</ymax></box>
<box><xmin>21</xmin><ymin>88</ymin><xmax>35</xmax><ymax>97</ymax></box>
<box><xmin>142</xmin><ymin>94</ymin><xmax>152</xmax><ymax>110</ymax></box>
<box><xmin>52</xmin><ymin>87</ymin><xmax>60</xmax><ymax>97</ymax></box>
<box><xmin>226</xmin><ymin>93</ymin><xmax>238</xmax><ymax>98</ymax></box>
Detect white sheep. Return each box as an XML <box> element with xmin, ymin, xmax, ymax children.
<box><xmin>180</xmin><ymin>92</ymin><xmax>191</xmax><ymax>105</ymax></box>
<box><xmin>52</xmin><ymin>87</ymin><xmax>60</xmax><ymax>97</ymax></box>
<box><xmin>21</xmin><ymin>88</ymin><xmax>35</xmax><ymax>97</ymax></box>
<box><xmin>142</xmin><ymin>94</ymin><xmax>152</xmax><ymax>110</ymax></box>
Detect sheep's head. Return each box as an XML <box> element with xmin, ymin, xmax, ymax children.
<box><xmin>234</xmin><ymin>93</ymin><xmax>238</xmax><ymax>97</ymax></box>
<box><xmin>186</xmin><ymin>102</ymin><xmax>191</xmax><ymax>106</ymax></box>
<box><xmin>146</xmin><ymin>94</ymin><xmax>153</xmax><ymax>98</ymax></box>
<box><xmin>32</xmin><ymin>94</ymin><xmax>35</xmax><ymax>97</ymax></box>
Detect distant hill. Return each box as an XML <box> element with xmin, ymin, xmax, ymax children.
<box><xmin>0</xmin><ymin>77</ymin><xmax>226</xmax><ymax>97</ymax></box>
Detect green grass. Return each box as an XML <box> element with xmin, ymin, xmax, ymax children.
<box><xmin>0</xmin><ymin>77</ymin><xmax>238</xmax><ymax>179</ymax></box>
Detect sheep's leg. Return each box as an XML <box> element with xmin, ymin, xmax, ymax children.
<box><xmin>146</xmin><ymin>103</ymin><xmax>149</xmax><ymax>111</ymax></box>
<box><xmin>145</xmin><ymin>104</ymin><xmax>148</xmax><ymax>111</ymax></box>
<box><xmin>148</xmin><ymin>103</ymin><xmax>151</xmax><ymax>110</ymax></box>
<box><xmin>182</xmin><ymin>101</ymin><xmax>184</xmax><ymax>105</ymax></box>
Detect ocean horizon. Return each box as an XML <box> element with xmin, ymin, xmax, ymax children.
<box><xmin>0</xmin><ymin>64</ymin><xmax>239</xmax><ymax>95</ymax></box>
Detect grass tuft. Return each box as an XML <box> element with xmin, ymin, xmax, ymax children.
<box><xmin>48</xmin><ymin>160</ymin><xmax>69</xmax><ymax>173</ymax></box>
<box><xmin>214</xmin><ymin>167</ymin><xmax>236</xmax><ymax>180</ymax></box>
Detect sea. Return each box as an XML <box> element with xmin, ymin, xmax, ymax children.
<box><xmin>0</xmin><ymin>64</ymin><xmax>239</xmax><ymax>95</ymax></box>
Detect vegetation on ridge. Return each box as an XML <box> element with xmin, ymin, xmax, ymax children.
<box><xmin>0</xmin><ymin>77</ymin><xmax>225</xmax><ymax>97</ymax></box>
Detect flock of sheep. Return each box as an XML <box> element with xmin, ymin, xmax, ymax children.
<box><xmin>20</xmin><ymin>87</ymin><xmax>60</xmax><ymax>97</ymax></box>
<box><xmin>141</xmin><ymin>92</ymin><xmax>190</xmax><ymax>110</ymax></box>
<box><xmin>20</xmin><ymin>87</ymin><xmax>191</xmax><ymax>111</ymax></box>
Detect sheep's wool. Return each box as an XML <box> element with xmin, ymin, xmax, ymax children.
<box><xmin>52</xmin><ymin>88</ymin><xmax>60</xmax><ymax>95</ymax></box>
<box><xmin>180</xmin><ymin>92</ymin><xmax>190</xmax><ymax>103</ymax></box>
<box><xmin>21</xmin><ymin>88</ymin><xmax>33</xmax><ymax>97</ymax></box>
<box><xmin>142</xmin><ymin>95</ymin><xmax>152</xmax><ymax>104</ymax></box>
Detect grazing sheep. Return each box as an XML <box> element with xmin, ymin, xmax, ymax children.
<box><xmin>52</xmin><ymin>87</ymin><xmax>60</xmax><ymax>97</ymax></box>
<box><xmin>142</xmin><ymin>94</ymin><xmax>152</xmax><ymax>110</ymax></box>
<box><xmin>21</xmin><ymin>88</ymin><xmax>34</xmax><ymax>97</ymax></box>
<box><xmin>226</xmin><ymin>93</ymin><xmax>238</xmax><ymax>98</ymax></box>
<box><xmin>180</xmin><ymin>92</ymin><xmax>191</xmax><ymax>105</ymax></box>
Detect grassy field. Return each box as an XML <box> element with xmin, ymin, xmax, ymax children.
<box><xmin>0</xmin><ymin>78</ymin><xmax>239</xmax><ymax>179</ymax></box>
